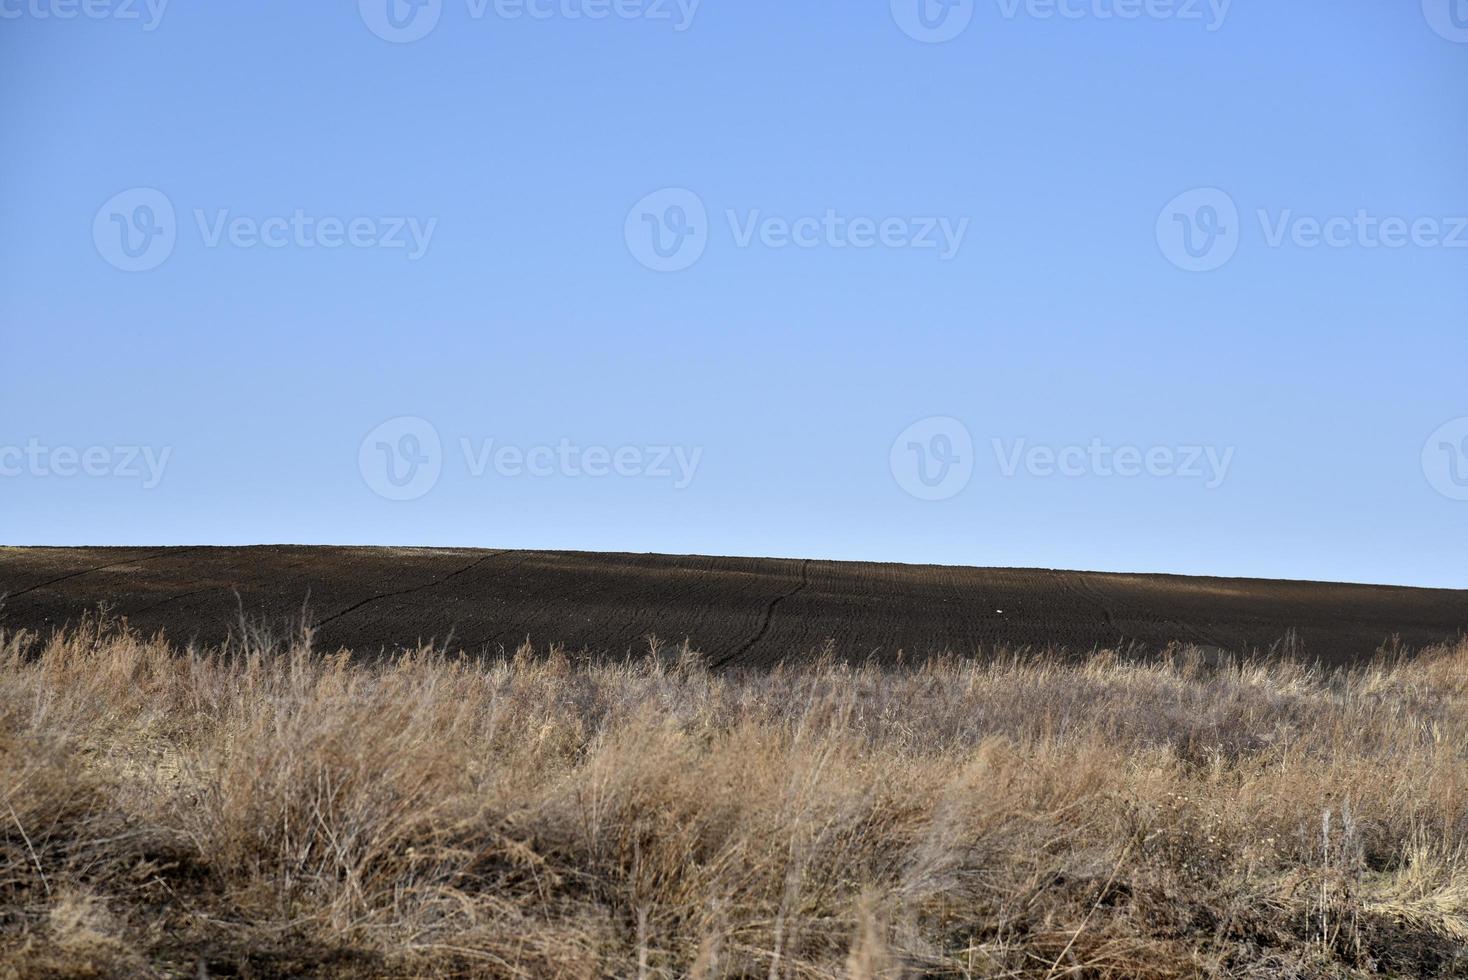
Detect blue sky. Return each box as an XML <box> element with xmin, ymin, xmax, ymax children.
<box><xmin>1</xmin><ymin>0</ymin><xmax>1465</xmax><ymax>588</ymax></box>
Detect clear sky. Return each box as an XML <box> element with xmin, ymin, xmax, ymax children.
<box><xmin>2</xmin><ymin>0</ymin><xmax>1465</xmax><ymax>588</ymax></box>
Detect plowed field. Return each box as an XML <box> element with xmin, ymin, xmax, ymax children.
<box><xmin>1</xmin><ymin>546</ymin><xmax>1463</xmax><ymax>665</ymax></box>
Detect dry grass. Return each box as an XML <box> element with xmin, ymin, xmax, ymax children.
<box><xmin>2</xmin><ymin>617</ymin><xmax>1468</xmax><ymax>978</ymax></box>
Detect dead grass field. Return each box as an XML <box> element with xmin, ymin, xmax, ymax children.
<box><xmin>3</xmin><ymin>619</ymin><xmax>1468</xmax><ymax>978</ymax></box>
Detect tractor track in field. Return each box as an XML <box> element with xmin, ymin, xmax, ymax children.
<box><xmin>312</xmin><ymin>551</ymin><xmax>509</xmax><ymax>631</ymax></box>
<box><xmin>3</xmin><ymin>547</ymin><xmax>204</xmax><ymax>600</ymax></box>
<box><xmin>713</xmin><ymin>559</ymin><xmax>812</xmax><ymax>669</ymax></box>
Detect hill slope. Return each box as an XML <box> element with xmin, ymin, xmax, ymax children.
<box><xmin>2</xmin><ymin>546</ymin><xmax>1464</xmax><ymax>664</ymax></box>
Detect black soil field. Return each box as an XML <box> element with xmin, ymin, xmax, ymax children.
<box><xmin>1</xmin><ymin>546</ymin><xmax>1464</xmax><ymax>666</ymax></box>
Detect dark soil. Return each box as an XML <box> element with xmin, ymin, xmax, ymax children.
<box><xmin>1</xmin><ymin>546</ymin><xmax>1464</xmax><ymax>665</ymax></box>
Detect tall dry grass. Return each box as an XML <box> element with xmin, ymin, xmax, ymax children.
<box><xmin>2</xmin><ymin>617</ymin><xmax>1467</xmax><ymax>978</ymax></box>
